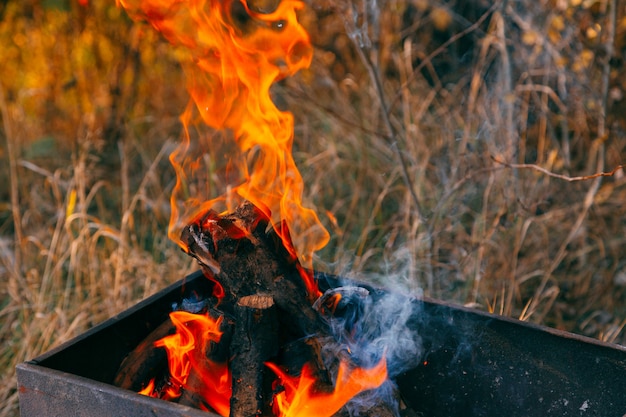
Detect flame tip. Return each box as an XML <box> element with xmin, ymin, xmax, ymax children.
<box><xmin>117</xmin><ymin>0</ymin><xmax>327</xmax><ymax>268</ymax></box>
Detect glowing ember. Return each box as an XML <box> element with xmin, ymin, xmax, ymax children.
<box><xmin>117</xmin><ymin>0</ymin><xmax>330</xmax><ymax>271</ymax></box>
<box><xmin>138</xmin><ymin>378</ymin><xmax>155</xmax><ymax>396</ymax></box>
<box><xmin>266</xmin><ymin>358</ymin><xmax>388</xmax><ymax>417</ymax></box>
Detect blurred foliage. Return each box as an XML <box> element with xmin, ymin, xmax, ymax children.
<box><xmin>0</xmin><ymin>4</ymin><xmax>194</xmax><ymax>416</ymax></box>
<box><xmin>0</xmin><ymin>0</ymin><xmax>187</xmax><ymax>161</ymax></box>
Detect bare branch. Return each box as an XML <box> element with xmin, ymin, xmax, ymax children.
<box><xmin>388</xmin><ymin>3</ymin><xmax>498</xmax><ymax>113</ymax></box>
<box><xmin>0</xmin><ymin>84</ymin><xmax>22</xmax><ymax>275</ymax></box>
<box><xmin>343</xmin><ymin>0</ymin><xmax>426</xmax><ymax>224</ymax></box>
<box><xmin>491</xmin><ymin>155</ymin><xmax>623</xmax><ymax>182</ymax></box>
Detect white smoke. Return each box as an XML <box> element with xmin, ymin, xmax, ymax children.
<box><xmin>314</xmin><ymin>278</ymin><xmax>424</xmax><ymax>416</ymax></box>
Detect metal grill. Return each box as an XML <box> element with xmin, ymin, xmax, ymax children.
<box><xmin>17</xmin><ymin>270</ymin><xmax>626</xmax><ymax>416</ymax></box>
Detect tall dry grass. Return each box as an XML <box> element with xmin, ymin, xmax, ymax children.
<box><xmin>0</xmin><ymin>2</ymin><xmax>196</xmax><ymax>415</ymax></box>
<box><xmin>1</xmin><ymin>1</ymin><xmax>626</xmax><ymax>416</ymax></box>
<box><xmin>0</xmin><ymin>109</ymin><xmax>198</xmax><ymax>417</ymax></box>
<box><xmin>292</xmin><ymin>0</ymin><xmax>626</xmax><ymax>339</ymax></box>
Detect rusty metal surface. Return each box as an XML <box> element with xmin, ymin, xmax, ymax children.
<box><xmin>393</xmin><ymin>299</ymin><xmax>626</xmax><ymax>416</ymax></box>
<box><xmin>17</xmin><ymin>270</ymin><xmax>626</xmax><ymax>417</ymax></box>
<box><xmin>17</xmin><ymin>363</ymin><xmax>216</xmax><ymax>417</ymax></box>
<box><xmin>17</xmin><ymin>270</ymin><xmax>216</xmax><ymax>417</ymax></box>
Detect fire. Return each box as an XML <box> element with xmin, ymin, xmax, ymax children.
<box><xmin>117</xmin><ymin>1</ymin><xmax>391</xmax><ymax>415</ymax></box>
<box><xmin>266</xmin><ymin>358</ymin><xmax>388</xmax><ymax>417</ymax></box>
<box><xmin>148</xmin><ymin>311</ymin><xmax>231</xmax><ymax>416</ymax></box>
<box><xmin>138</xmin><ymin>378</ymin><xmax>155</xmax><ymax>396</ymax></box>
<box><xmin>117</xmin><ymin>0</ymin><xmax>330</xmax><ymax>272</ymax></box>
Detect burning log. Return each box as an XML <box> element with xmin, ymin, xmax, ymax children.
<box><xmin>115</xmin><ymin>202</ymin><xmax>394</xmax><ymax>417</ymax></box>
<box><xmin>181</xmin><ymin>202</ymin><xmax>326</xmax><ymax>337</ymax></box>
<box><xmin>276</xmin><ymin>336</ymin><xmax>333</xmax><ymax>389</ymax></box>
<box><xmin>229</xmin><ymin>294</ymin><xmax>278</xmax><ymax>417</ymax></box>
<box><xmin>114</xmin><ymin>319</ymin><xmax>176</xmax><ymax>392</ymax></box>
<box><xmin>181</xmin><ymin>202</ymin><xmax>337</xmax><ymax>414</ymax></box>
<box><xmin>115</xmin><ymin>202</ymin><xmax>333</xmax><ymax>414</ymax></box>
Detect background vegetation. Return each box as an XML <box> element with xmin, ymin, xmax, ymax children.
<box><xmin>1</xmin><ymin>0</ymin><xmax>625</xmax><ymax>416</ymax></box>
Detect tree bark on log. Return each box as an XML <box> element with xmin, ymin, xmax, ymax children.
<box><xmin>115</xmin><ymin>202</ymin><xmax>390</xmax><ymax>416</ymax></box>
<box><xmin>229</xmin><ymin>294</ymin><xmax>278</xmax><ymax>417</ymax></box>
<box><xmin>181</xmin><ymin>202</ymin><xmax>336</xmax><ymax>403</ymax></box>
<box><xmin>180</xmin><ymin>202</ymin><xmax>326</xmax><ymax>337</ymax></box>
<box><xmin>114</xmin><ymin>319</ymin><xmax>175</xmax><ymax>392</ymax></box>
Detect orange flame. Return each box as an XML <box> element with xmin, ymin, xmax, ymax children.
<box><xmin>266</xmin><ymin>358</ymin><xmax>388</xmax><ymax>417</ymax></box>
<box><xmin>138</xmin><ymin>378</ymin><xmax>156</xmax><ymax>396</ymax></box>
<box><xmin>117</xmin><ymin>0</ymin><xmax>329</xmax><ymax>269</ymax></box>
<box><xmin>155</xmin><ymin>311</ymin><xmax>231</xmax><ymax>416</ymax></box>
<box><xmin>114</xmin><ymin>2</ymin><xmax>386</xmax><ymax>415</ymax></box>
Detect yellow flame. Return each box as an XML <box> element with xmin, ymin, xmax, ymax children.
<box><xmin>118</xmin><ymin>0</ymin><xmax>329</xmax><ymax>267</ymax></box>
<box><xmin>267</xmin><ymin>358</ymin><xmax>388</xmax><ymax>417</ymax></box>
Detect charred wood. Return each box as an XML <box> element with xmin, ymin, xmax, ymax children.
<box><xmin>115</xmin><ymin>202</ymin><xmax>392</xmax><ymax>416</ymax></box>
<box><xmin>277</xmin><ymin>336</ymin><xmax>333</xmax><ymax>390</ymax></box>
<box><xmin>113</xmin><ymin>319</ymin><xmax>175</xmax><ymax>392</ymax></box>
<box><xmin>181</xmin><ymin>202</ymin><xmax>327</xmax><ymax>337</ymax></box>
<box><xmin>229</xmin><ymin>294</ymin><xmax>279</xmax><ymax>417</ymax></box>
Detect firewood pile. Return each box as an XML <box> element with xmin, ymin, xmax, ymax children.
<box><xmin>114</xmin><ymin>202</ymin><xmax>406</xmax><ymax>417</ymax></box>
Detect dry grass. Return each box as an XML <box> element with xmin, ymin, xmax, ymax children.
<box><xmin>0</xmin><ymin>110</ymin><xmax>197</xmax><ymax>416</ymax></box>
<box><xmin>1</xmin><ymin>1</ymin><xmax>626</xmax><ymax>416</ymax></box>
<box><xmin>291</xmin><ymin>0</ymin><xmax>626</xmax><ymax>339</ymax></box>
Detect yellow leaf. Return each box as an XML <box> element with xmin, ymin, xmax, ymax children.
<box><xmin>551</xmin><ymin>15</ymin><xmax>565</xmax><ymax>31</ymax></box>
<box><xmin>580</xmin><ymin>49</ymin><xmax>595</xmax><ymax>67</ymax></box>
<box><xmin>66</xmin><ymin>189</ymin><xmax>77</xmax><ymax>219</ymax></box>
<box><xmin>586</xmin><ymin>24</ymin><xmax>600</xmax><ymax>40</ymax></box>
<box><xmin>555</xmin><ymin>56</ymin><xmax>568</xmax><ymax>69</ymax></box>
<box><xmin>522</xmin><ymin>30</ymin><xmax>539</xmax><ymax>46</ymax></box>
<box><xmin>548</xmin><ymin>28</ymin><xmax>560</xmax><ymax>44</ymax></box>
<box><xmin>431</xmin><ymin>7</ymin><xmax>452</xmax><ymax>32</ymax></box>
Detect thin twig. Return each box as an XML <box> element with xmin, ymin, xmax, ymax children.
<box><xmin>491</xmin><ymin>155</ymin><xmax>623</xmax><ymax>182</ymax></box>
<box><xmin>113</xmin><ymin>139</ymin><xmax>129</xmax><ymax>300</ymax></box>
<box><xmin>493</xmin><ymin>8</ymin><xmax>515</xmax><ymax>160</ymax></box>
<box><xmin>599</xmin><ymin>0</ymin><xmax>617</xmax><ymax>140</ymax></box>
<box><xmin>0</xmin><ymin>85</ymin><xmax>22</xmax><ymax>276</ymax></box>
<box><xmin>388</xmin><ymin>2</ymin><xmax>498</xmax><ymax>113</ymax></box>
<box><xmin>343</xmin><ymin>2</ymin><xmax>426</xmax><ymax>224</ymax></box>
<box><xmin>521</xmin><ymin>0</ymin><xmax>618</xmax><ymax>321</ymax></box>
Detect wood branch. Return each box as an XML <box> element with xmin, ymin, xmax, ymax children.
<box><xmin>181</xmin><ymin>201</ymin><xmax>327</xmax><ymax>337</ymax></box>
<box><xmin>113</xmin><ymin>319</ymin><xmax>175</xmax><ymax>391</ymax></box>
<box><xmin>181</xmin><ymin>202</ymin><xmax>337</xmax><ymax>412</ymax></box>
<box><xmin>491</xmin><ymin>155</ymin><xmax>624</xmax><ymax>182</ymax></box>
<box><xmin>178</xmin><ymin>370</ymin><xmax>214</xmax><ymax>410</ymax></box>
<box><xmin>277</xmin><ymin>336</ymin><xmax>333</xmax><ymax>390</ymax></box>
<box><xmin>229</xmin><ymin>294</ymin><xmax>279</xmax><ymax>417</ymax></box>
